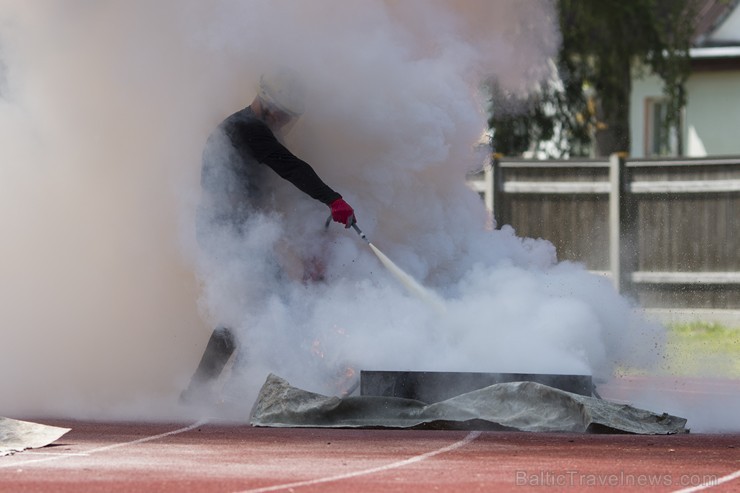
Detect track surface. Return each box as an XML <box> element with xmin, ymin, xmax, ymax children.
<box><xmin>1</xmin><ymin>419</ymin><xmax>738</xmax><ymax>493</ymax></box>
<box><xmin>3</xmin><ymin>375</ymin><xmax>739</xmax><ymax>492</ymax></box>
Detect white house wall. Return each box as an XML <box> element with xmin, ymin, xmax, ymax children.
<box><xmin>630</xmin><ymin>67</ymin><xmax>740</xmax><ymax>157</ymax></box>
<box><xmin>684</xmin><ymin>69</ymin><xmax>740</xmax><ymax>157</ymax></box>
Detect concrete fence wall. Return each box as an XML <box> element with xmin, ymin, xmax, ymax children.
<box><xmin>467</xmin><ymin>155</ymin><xmax>740</xmax><ymax>310</ymax></box>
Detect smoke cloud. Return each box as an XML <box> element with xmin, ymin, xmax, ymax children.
<box><xmin>0</xmin><ymin>0</ymin><xmax>731</xmax><ymax>431</ymax></box>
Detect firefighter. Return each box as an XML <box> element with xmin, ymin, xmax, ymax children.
<box><xmin>180</xmin><ymin>68</ymin><xmax>356</xmax><ymax>404</ymax></box>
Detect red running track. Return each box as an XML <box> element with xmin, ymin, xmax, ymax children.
<box><xmin>1</xmin><ymin>419</ymin><xmax>738</xmax><ymax>493</ymax></box>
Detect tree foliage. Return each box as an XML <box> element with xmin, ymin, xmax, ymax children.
<box><xmin>489</xmin><ymin>0</ymin><xmax>698</xmax><ymax>158</ymax></box>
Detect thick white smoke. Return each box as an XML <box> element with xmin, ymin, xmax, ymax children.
<box><xmin>3</xmin><ymin>0</ymin><xmax>721</xmax><ymax>429</ymax></box>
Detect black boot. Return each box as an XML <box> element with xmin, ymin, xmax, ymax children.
<box><xmin>180</xmin><ymin>327</ymin><xmax>237</xmax><ymax>404</ymax></box>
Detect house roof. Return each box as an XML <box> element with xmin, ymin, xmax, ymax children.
<box><xmin>692</xmin><ymin>0</ymin><xmax>740</xmax><ymax>47</ymax></box>
<box><xmin>689</xmin><ymin>0</ymin><xmax>740</xmax><ymax>69</ymax></box>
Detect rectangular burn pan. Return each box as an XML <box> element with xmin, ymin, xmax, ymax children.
<box><xmin>360</xmin><ymin>370</ymin><xmax>594</xmax><ymax>403</ymax></box>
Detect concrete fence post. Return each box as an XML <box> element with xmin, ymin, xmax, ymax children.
<box><xmin>608</xmin><ymin>153</ymin><xmax>625</xmax><ymax>292</ymax></box>
<box><xmin>483</xmin><ymin>159</ymin><xmax>494</xmax><ymax>216</ymax></box>
<box><xmin>491</xmin><ymin>154</ymin><xmax>504</xmax><ymax>229</ymax></box>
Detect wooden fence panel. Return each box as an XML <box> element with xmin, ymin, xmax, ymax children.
<box><xmin>634</xmin><ymin>194</ymin><xmax>739</xmax><ymax>272</ymax></box>
<box><xmin>502</xmin><ymin>194</ymin><xmax>610</xmax><ymax>270</ymax></box>
<box><xmin>468</xmin><ymin>155</ymin><xmax>740</xmax><ymax>310</ymax></box>
<box><xmin>494</xmin><ymin>160</ymin><xmax>612</xmax><ymax>271</ymax></box>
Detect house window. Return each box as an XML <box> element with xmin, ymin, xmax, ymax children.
<box><xmin>644</xmin><ymin>98</ymin><xmax>680</xmax><ymax>156</ymax></box>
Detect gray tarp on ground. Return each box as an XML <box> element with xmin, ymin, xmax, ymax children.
<box><xmin>250</xmin><ymin>374</ymin><xmax>687</xmax><ymax>434</ymax></box>
<box><xmin>0</xmin><ymin>417</ymin><xmax>71</xmax><ymax>456</ymax></box>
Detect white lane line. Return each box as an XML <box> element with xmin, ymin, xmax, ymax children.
<box><xmin>0</xmin><ymin>419</ymin><xmax>208</xmax><ymax>468</ymax></box>
<box><xmin>672</xmin><ymin>469</ymin><xmax>740</xmax><ymax>493</ymax></box>
<box><xmin>236</xmin><ymin>430</ymin><xmax>482</xmax><ymax>493</ymax></box>
<box><xmin>16</xmin><ymin>452</ymin><xmax>90</xmax><ymax>457</ymax></box>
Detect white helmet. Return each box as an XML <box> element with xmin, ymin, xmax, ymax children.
<box><xmin>258</xmin><ymin>67</ymin><xmax>306</xmax><ymax>117</ymax></box>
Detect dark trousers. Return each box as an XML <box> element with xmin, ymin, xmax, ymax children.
<box><xmin>182</xmin><ymin>326</ymin><xmax>237</xmax><ymax>395</ymax></box>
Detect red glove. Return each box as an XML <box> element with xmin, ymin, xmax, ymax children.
<box><xmin>330</xmin><ymin>198</ymin><xmax>355</xmax><ymax>228</ymax></box>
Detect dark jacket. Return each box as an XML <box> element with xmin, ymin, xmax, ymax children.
<box><xmin>200</xmin><ymin>107</ymin><xmax>341</xmax><ymax>227</ymax></box>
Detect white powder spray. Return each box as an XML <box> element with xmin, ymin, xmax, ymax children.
<box><xmin>346</xmin><ymin>220</ymin><xmax>447</xmax><ymax>315</ymax></box>
<box><xmin>0</xmin><ymin>0</ymin><xmax>733</xmax><ymax>431</ymax></box>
